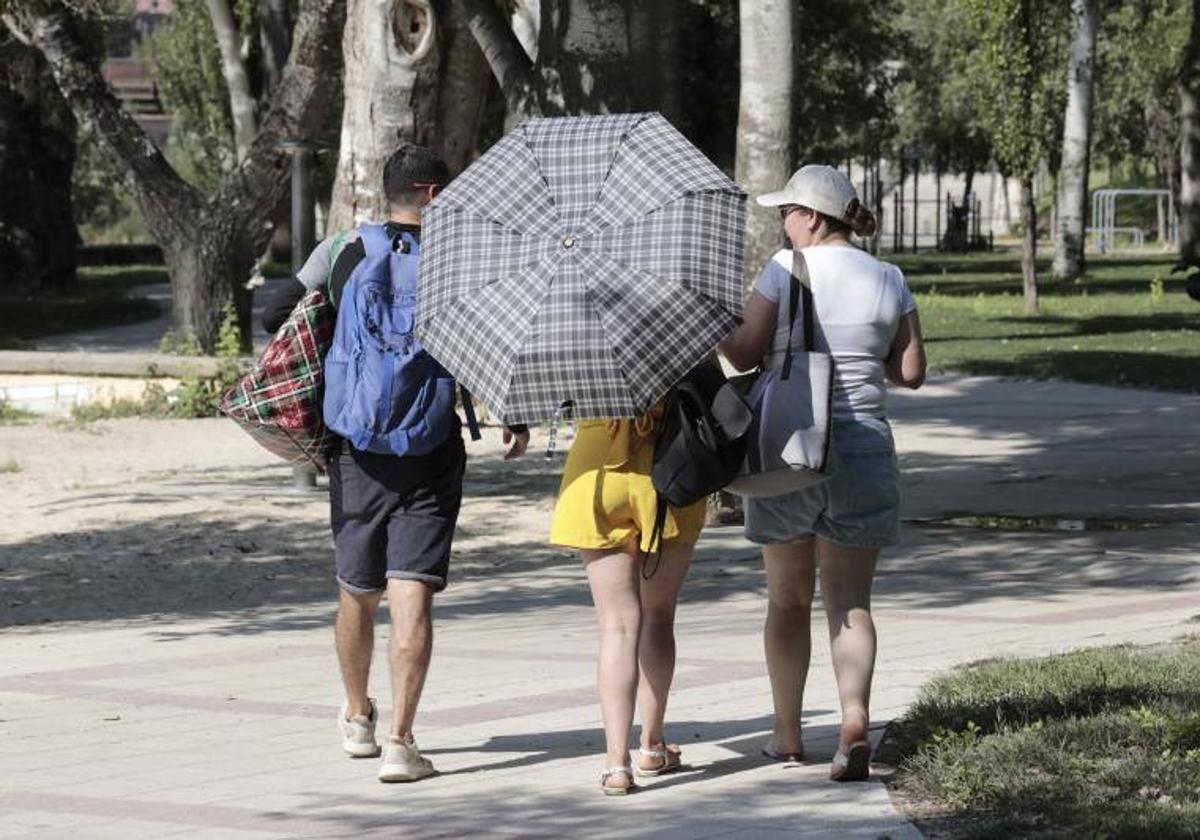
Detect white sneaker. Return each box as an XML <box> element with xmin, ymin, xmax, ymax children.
<box><xmin>378</xmin><ymin>735</ymin><xmax>436</xmax><ymax>783</ymax></box>
<box><xmin>339</xmin><ymin>699</ymin><xmax>381</xmax><ymax>758</ymax></box>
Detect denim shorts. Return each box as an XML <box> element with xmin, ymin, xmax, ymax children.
<box><xmin>327</xmin><ymin>433</ymin><xmax>465</xmax><ymax>594</ymax></box>
<box><xmin>743</xmin><ymin>416</ymin><xmax>900</xmax><ymax>548</ymax></box>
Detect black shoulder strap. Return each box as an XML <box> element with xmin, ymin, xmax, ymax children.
<box><xmin>796</xmin><ymin>251</ymin><xmax>815</xmax><ymax>353</ymax></box>
<box><xmin>459</xmin><ymin>385</ymin><xmax>482</xmax><ymax>441</ymax></box>
<box><xmin>781</xmin><ymin>250</ymin><xmax>814</xmax><ymax>380</ymax></box>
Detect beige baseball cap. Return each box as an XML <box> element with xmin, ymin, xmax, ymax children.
<box><xmin>756</xmin><ymin>164</ymin><xmax>859</xmax><ymax>221</ymax></box>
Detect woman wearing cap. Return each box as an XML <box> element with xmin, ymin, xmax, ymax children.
<box><xmin>720</xmin><ymin>165</ymin><xmax>926</xmax><ymax>782</ymax></box>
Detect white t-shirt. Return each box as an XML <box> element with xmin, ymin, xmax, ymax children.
<box><xmin>753</xmin><ymin>245</ymin><xmax>917</xmax><ymax>421</ymax></box>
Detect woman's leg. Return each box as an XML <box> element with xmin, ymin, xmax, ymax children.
<box><xmin>582</xmin><ymin>545</ymin><xmax>642</xmax><ymax>781</ymax></box>
<box><xmin>816</xmin><ymin>538</ymin><xmax>879</xmax><ymax>753</ymax></box>
<box><xmin>636</xmin><ymin>540</ymin><xmax>693</xmax><ymax>765</ymax></box>
<box><xmin>762</xmin><ymin>541</ymin><xmax>817</xmax><ymax>755</ymax></box>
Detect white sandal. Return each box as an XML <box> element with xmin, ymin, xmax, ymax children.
<box><xmin>600</xmin><ymin>765</ymin><xmax>636</xmax><ymax>796</ymax></box>
<box><xmin>635</xmin><ymin>743</ymin><xmax>682</xmax><ymax>777</ymax></box>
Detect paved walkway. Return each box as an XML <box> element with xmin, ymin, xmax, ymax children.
<box><xmin>1</xmin><ymin>376</ymin><xmax>1198</xmax><ymax>838</ymax></box>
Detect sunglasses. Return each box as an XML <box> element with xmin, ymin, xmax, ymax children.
<box><xmin>778</xmin><ymin>205</ymin><xmax>802</xmax><ymax>221</ymax></box>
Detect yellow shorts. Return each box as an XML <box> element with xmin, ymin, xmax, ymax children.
<box><xmin>549</xmin><ymin>418</ymin><xmax>707</xmax><ymax>553</ymax></box>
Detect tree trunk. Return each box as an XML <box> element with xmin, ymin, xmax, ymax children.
<box><xmin>459</xmin><ymin>0</ymin><xmax>648</xmax><ymax>124</ymax></box>
<box><xmin>735</xmin><ymin>0</ymin><xmax>794</xmax><ymax>287</ymax></box>
<box><xmin>536</xmin><ymin>0</ymin><xmax>646</xmax><ymax>115</ymax></box>
<box><xmin>1180</xmin><ymin>0</ymin><xmax>1200</xmax><ymax>265</ymax></box>
<box><xmin>0</xmin><ymin>35</ymin><xmax>78</xmax><ymax>291</ymax></box>
<box><xmin>204</xmin><ymin>0</ymin><xmax>258</xmax><ymax>160</ymax></box>
<box><xmin>1052</xmin><ymin>0</ymin><xmax>1096</xmax><ymax>281</ymax></box>
<box><xmin>4</xmin><ymin>0</ymin><xmax>345</xmax><ymax>350</ymax></box>
<box><xmin>328</xmin><ymin>0</ymin><xmax>440</xmax><ymax>232</ymax></box>
<box><xmin>1020</xmin><ymin>175</ymin><xmax>1039</xmax><ymax>314</ymax></box>
<box><xmin>432</xmin><ymin>0</ymin><xmax>492</xmax><ymax>174</ymax></box>
<box><xmin>653</xmin><ymin>0</ymin><xmax>682</xmax><ymax>125</ymax></box>
<box><xmin>260</xmin><ymin>0</ymin><xmax>292</xmax><ymax>92</ymax></box>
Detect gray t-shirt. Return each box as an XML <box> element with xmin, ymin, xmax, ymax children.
<box><xmin>296</xmin><ymin>234</ymin><xmax>355</xmax><ymax>290</ymax></box>
<box><xmin>754</xmin><ymin>246</ymin><xmax>917</xmax><ymax>421</ymax></box>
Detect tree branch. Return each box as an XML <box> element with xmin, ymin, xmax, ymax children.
<box><xmin>453</xmin><ymin>0</ymin><xmax>539</xmax><ymax>117</ymax></box>
<box><xmin>2</xmin><ymin>0</ymin><xmax>201</xmax><ymax>250</ymax></box>
<box><xmin>203</xmin><ymin>0</ymin><xmax>257</xmax><ymax>160</ymax></box>
<box><xmin>212</xmin><ymin>0</ymin><xmax>345</xmax><ymax>253</ymax></box>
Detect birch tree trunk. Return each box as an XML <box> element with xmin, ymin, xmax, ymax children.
<box><xmin>327</xmin><ymin>0</ymin><xmax>440</xmax><ymax>232</ymax></box>
<box><xmin>735</xmin><ymin>0</ymin><xmax>794</xmax><ymax>287</ymax></box>
<box><xmin>1052</xmin><ymin>0</ymin><xmax>1096</xmax><ymax>281</ymax></box>
<box><xmin>204</xmin><ymin>0</ymin><xmax>257</xmax><ymax>160</ymax></box>
<box><xmin>1180</xmin><ymin>0</ymin><xmax>1200</xmax><ymax>265</ymax></box>
<box><xmin>4</xmin><ymin>0</ymin><xmax>344</xmax><ymax>350</ymax></box>
<box><xmin>1020</xmin><ymin>175</ymin><xmax>1039</xmax><ymax>314</ymax></box>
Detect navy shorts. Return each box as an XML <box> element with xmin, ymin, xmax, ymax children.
<box><xmin>327</xmin><ymin>434</ymin><xmax>466</xmax><ymax>593</ymax></box>
<box><xmin>744</xmin><ymin>416</ymin><xmax>900</xmax><ymax>549</ymax></box>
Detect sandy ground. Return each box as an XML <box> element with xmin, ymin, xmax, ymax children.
<box><xmin>2</xmin><ymin>421</ymin><xmax>571</xmax><ymax>628</ymax></box>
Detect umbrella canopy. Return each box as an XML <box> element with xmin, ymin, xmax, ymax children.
<box><xmin>416</xmin><ymin>112</ymin><xmax>746</xmax><ymax>424</ymax></box>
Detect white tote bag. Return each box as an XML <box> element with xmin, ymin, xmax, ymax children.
<box><xmin>725</xmin><ymin>250</ymin><xmax>834</xmax><ymax>498</ymax></box>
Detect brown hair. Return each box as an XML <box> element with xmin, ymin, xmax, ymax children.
<box><xmin>843</xmin><ymin>198</ymin><xmax>877</xmax><ymax>238</ymax></box>
<box><xmin>814</xmin><ymin>198</ymin><xmax>877</xmax><ymax>239</ymax></box>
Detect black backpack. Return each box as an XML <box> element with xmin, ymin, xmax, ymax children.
<box><xmin>644</xmin><ymin>357</ymin><xmax>753</xmax><ymax>575</ymax></box>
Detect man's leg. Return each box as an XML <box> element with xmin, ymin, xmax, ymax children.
<box><xmin>385</xmin><ymin>579</ymin><xmax>435</xmax><ymax>740</ymax></box>
<box><xmin>336</xmin><ymin>586</ymin><xmax>382</xmax><ymax>718</ymax></box>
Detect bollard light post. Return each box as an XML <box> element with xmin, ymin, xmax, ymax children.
<box><xmin>280</xmin><ymin>139</ymin><xmax>319</xmax><ymax>491</ymax></box>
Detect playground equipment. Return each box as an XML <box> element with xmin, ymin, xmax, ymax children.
<box><xmin>1090</xmin><ymin>188</ymin><xmax>1177</xmax><ymax>253</ymax></box>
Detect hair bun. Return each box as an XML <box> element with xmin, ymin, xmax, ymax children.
<box><xmin>844</xmin><ymin>198</ymin><xmax>877</xmax><ymax>238</ymax></box>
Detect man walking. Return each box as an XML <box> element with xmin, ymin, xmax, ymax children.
<box><xmin>263</xmin><ymin>145</ymin><xmax>528</xmax><ymax>782</ymax></box>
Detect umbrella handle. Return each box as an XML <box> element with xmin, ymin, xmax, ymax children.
<box><xmin>544</xmin><ymin>402</ymin><xmax>574</xmax><ymax>460</ymax></box>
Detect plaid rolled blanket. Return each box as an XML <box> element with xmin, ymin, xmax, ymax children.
<box><xmin>219</xmin><ymin>289</ymin><xmax>336</xmax><ymax>470</ymax></box>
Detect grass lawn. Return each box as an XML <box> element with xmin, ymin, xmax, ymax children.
<box><xmin>893</xmin><ymin>251</ymin><xmax>1200</xmax><ymax>393</ymax></box>
<box><xmin>882</xmin><ymin>635</ymin><xmax>1200</xmax><ymax>838</ymax></box>
<box><xmin>0</xmin><ymin>265</ymin><xmax>165</xmax><ymax>349</ymax></box>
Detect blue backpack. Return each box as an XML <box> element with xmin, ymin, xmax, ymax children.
<box><xmin>323</xmin><ymin>224</ymin><xmax>475</xmax><ymax>456</ymax></box>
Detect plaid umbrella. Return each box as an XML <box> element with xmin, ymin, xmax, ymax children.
<box><xmin>416</xmin><ymin>112</ymin><xmax>746</xmax><ymax>425</ymax></box>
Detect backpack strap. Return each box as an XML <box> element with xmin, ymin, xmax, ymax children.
<box><xmin>642</xmin><ymin>498</ymin><xmax>668</xmax><ymax>580</ymax></box>
<box><xmin>356</xmin><ymin>223</ymin><xmax>393</xmax><ymax>258</ymax></box>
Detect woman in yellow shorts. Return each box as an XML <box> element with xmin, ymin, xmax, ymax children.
<box><xmin>550</xmin><ymin>407</ymin><xmax>707</xmax><ymax>795</ymax></box>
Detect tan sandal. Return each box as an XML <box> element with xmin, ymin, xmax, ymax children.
<box><xmin>635</xmin><ymin>743</ymin><xmax>682</xmax><ymax>777</ymax></box>
<box><xmin>830</xmin><ymin>740</ymin><xmax>870</xmax><ymax>782</ymax></box>
<box><xmin>600</xmin><ymin>765</ymin><xmax>636</xmax><ymax>796</ymax></box>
